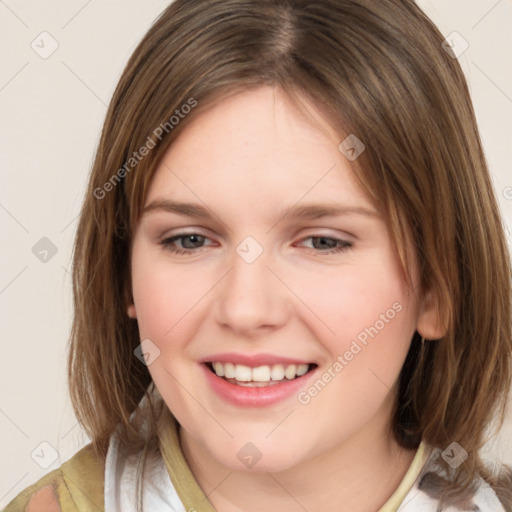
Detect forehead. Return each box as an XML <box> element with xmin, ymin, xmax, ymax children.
<box><xmin>144</xmin><ymin>86</ymin><xmax>375</xmax><ymax>219</ymax></box>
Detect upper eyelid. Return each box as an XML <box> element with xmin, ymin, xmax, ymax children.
<box><xmin>157</xmin><ymin>223</ymin><xmax>357</xmax><ymax>238</ymax></box>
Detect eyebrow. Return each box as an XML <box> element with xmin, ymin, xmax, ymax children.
<box><xmin>141</xmin><ymin>199</ymin><xmax>378</xmax><ymax>222</ymax></box>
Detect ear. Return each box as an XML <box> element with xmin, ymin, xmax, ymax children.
<box><xmin>416</xmin><ymin>288</ymin><xmax>448</xmax><ymax>340</ymax></box>
<box><xmin>127</xmin><ymin>303</ymin><xmax>137</xmax><ymax>318</ymax></box>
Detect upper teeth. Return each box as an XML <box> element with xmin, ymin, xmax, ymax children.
<box><xmin>211</xmin><ymin>362</ymin><xmax>309</xmax><ymax>382</ymax></box>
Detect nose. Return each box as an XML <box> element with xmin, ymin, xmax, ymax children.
<box><xmin>215</xmin><ymin>243</ymin><xmax>290</xmax><ymax>337</ymax></box>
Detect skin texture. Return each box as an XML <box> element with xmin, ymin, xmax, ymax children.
<box><xmin>127</xmin><ymin>86</ymin><xmax>445</xmax><ymax>512</ymax></box>
<box><xmin>27</xmin><ymin>485</ymin><xmax>61</xmax><ymax>512</ymax></box>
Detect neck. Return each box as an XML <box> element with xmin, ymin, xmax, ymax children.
<box><xmin>179</xmin><ymin>410</ymin><xmax>417</xmax><ymax>512</ymax></box>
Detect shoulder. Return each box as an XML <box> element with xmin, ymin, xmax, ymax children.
<box><xmin>2</xmin><ymin>444</ymin><xmax>105</xmax><ymax>512</ymax></box>
<box><xmin>405</xmin><ymin>448</ymin><xmax>512</xmax><ymax>512</ymax></box>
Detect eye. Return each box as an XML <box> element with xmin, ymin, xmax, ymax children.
<box><xmin>296</xmin><ymin>235</ymin><xmax>353</xmax><ymax>255</ymax></box>
<box><xmin>159</xmin><ymin>233</ymin><xmax>214</xmax><ymax>255</ymax></box>
<box><xmin>159</xmin><ymin>233</ymin><xmax>353</xmax><ymax>256</ymax></box>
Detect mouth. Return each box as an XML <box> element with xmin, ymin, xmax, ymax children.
<box><xmin>204</xmin><ymin>361</ymin><xmax>318</xmax><ymax>387</ymax></box>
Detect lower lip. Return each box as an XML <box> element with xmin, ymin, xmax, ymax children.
<box><xmin>201</xmin><ymin>364</ymin><xmax>316</xmax><ymax>407</ymax></box>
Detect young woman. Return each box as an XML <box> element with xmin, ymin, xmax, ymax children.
<box><xmin>4</xmin><ymin>0</ymin><xmax>511</xmax><ymax>511</ymax></box>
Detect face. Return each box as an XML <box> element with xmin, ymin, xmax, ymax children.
<box><xmin>128</xmin><ymin>86</ymin><xmax>437</xmax><ymax>473</ymax></box>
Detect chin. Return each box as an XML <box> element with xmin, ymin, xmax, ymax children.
<box><xmin>204</xmin><ymin>436</ymin><xmax>312</xmax><ymax>473</ymax></box>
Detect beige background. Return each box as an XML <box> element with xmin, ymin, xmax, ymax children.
<box><xmin>0</xmin><ymin>0</ymin><xmax>511</xmax><ymax>506</ymax></box>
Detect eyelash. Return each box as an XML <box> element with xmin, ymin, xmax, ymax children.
<box><xmin>159</xmin><ymin>233</ymin><xmax>353</xmax><ymax>256</ymax></box>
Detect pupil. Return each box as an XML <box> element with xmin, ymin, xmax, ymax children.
<box><xmin>315</xmin><ymin>237</ymin><xmax>335</xmax><ymax>249</ymax></box>
<box><xmin>183</xmin><ymin>234</ymin><xmax>203</xmax><ymax>248</ymax></box>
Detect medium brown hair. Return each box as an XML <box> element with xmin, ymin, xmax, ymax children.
<box><xmin>68</xmin><ymin>0</ymin><xmax>512</xmax><ymax>508</ymax></box>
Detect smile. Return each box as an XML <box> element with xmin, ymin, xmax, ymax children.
<box><xmin>207</xmin><ymin>361</ymin><xmax>313</xmax><ymax>386</ymax></box>
<box><xmin>201</xmin><ymin>358</ymin><xmax>318</xmax><ymax>407</ymax></box>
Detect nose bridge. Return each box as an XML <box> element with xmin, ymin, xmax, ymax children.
<box><xmin>215</xmin><ymin>235</ymin><xmax>288</xmax><ymax>333</ymax></box>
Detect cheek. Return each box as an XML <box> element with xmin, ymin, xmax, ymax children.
<box><xmin>307</xmin><ymin>262</ymin><xmax>415</xmax><ymax>405</ymax></box>
<box><xmin>294</xmin><ymin>266</ymin><xmax>415</xmax><ymax>443</ymax></box>
<box><xmin>130</xmin><ymin>250</ymin><xmax>210</xmax><ymax>409</ymax></box>
<box><xmin>131</xmin><ymin>250</ymin><xmax>211</xmax><ymax>341</ymax></box>
<box><xmin>295</xmin><ymin>253</ymin><xmax>415</xmax><ymax>351</ymax></box>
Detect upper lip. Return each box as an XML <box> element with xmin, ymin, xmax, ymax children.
<box><xmin>199</xmin><ymin>353</ymin><xmax>314</xmax><ymax>367</ymax></box>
